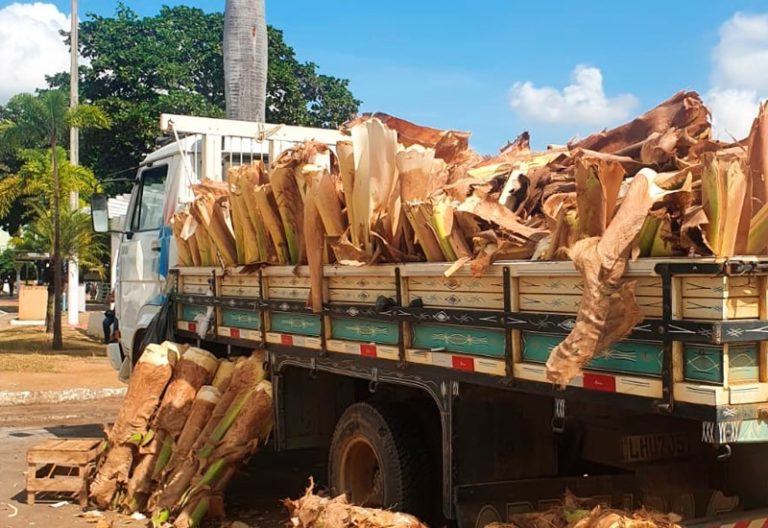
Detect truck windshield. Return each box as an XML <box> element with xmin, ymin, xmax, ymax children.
<box><xmin>130</xmin><ymin>165</ymin><xmax>168</xmax><ymax>232</ymax></box>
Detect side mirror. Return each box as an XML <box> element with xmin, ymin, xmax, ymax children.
<box><xmin>91</xmin><ymin>193</ymin><xmax>110</xmax><ymax>233</ymax></box>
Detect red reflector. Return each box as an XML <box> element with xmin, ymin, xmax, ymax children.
<box><xmin>452</xmin><ymin>356</ymin><xmax>475</xmax><ymax>372</ymax></box>
<box><xmin>188</xmin><ymin>323</ymin><xmax>196</xmax><ymax>333</ymax></box>
<box><xmin>583</xmin><ymin>373</ymin><xmax>616</xmax><ymax>392</ymax></box>
<box><xmin>280</xmin><ymin>334</ymin><xmax>293</xmax><ymax>346</ymax></box>
<box><xmin>360</xmin><ymin>344</ymin><xmax>377</xmax><ymax>358</ymax></box>
<box><xmin>230</xmin><ymin>328</ymin><xmax>240</xmax><ymax>338</ymax></box>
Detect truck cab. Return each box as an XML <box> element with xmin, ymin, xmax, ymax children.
<box><xmin>100</xmin><ymin>114</ymin><xmax>344</xmax><ymax>379</ymax></box>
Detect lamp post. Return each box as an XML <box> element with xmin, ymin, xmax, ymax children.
<box><xmin>67</xmin><ymin>0</ymin><xmax>79</xmax><ymax>326</ymax></box>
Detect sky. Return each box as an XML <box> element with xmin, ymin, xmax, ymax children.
<box><xmin>1</xmin><ymin>1</ymin><xmax>767</xmax><ymax>153</ymax></box>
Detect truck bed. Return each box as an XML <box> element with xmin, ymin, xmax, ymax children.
<box><xmin>171</xmin><ymin>256</ymin><xmax>768</xmax><ymax>445</ymax></box>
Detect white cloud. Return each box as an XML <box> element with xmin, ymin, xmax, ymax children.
<box><xmin>708</xmin><ymin>12</ymin><xmax>768</xmax><ymax>140</ymax></box>
<box><xmin>706</xmin><ymin>88</ymin><xmax>761</xmax><ymax>141</ymax></box>
<box><xmin>712</xmin><ymin>12</ymin><xmax>768</xmax><ymax>91</ymax></box>
<box><xmin>0</xmin><ymin>2</ymin><xmax>70</xmax><ymax>103</ymax></box>
<box><xmin>509</xmin><ymin>65</ymin><xmax>638</xmax><ymax>127</ymax></box>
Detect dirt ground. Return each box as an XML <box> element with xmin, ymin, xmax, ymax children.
<box><xmin>0</xmin><ymin>320</ymin><xmax>123</xmax><ymax>393</ymax></box>
<box><xmin>0</xmin><ymin>302</ymin><xmax>324</xmax><ymax>528</ymax></box>
<box><xmin>0</xmin><ymin>399</ymin><xmax>324</xmax><ymax>528</ymax></box>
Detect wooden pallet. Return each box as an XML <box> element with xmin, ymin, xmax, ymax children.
<box><xmin>27</xmin><ymin>438</ymin><xmax>102</xmax><ymax>506</ymax></box>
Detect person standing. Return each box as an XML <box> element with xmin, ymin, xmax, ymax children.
<box><xmin>103</xmin><ymin>289</ymin><xmax>118</xmax><ymax>343</ymax></box>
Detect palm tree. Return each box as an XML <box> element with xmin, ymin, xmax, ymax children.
<box><xmin>224</xmin><ymin>0</ymin><xmax>268</xmax><ymax>122</ymax></box>
<box><xmin>0</xmin><ymin>147</ymin><xmax>97</xmax><ymax>218</ymax></box>
<box><xmin>0</xmin><ymin>89</ymin><xmax>108</xmax><ymax>349</ymax></box>
<box><xmin>13</xmin><ymin>204</ymin><xmax>107</xmax><ymax>277</ymax></box>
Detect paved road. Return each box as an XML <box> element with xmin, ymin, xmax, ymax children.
<box><xmin>0</xmin><ymin>398</ymin><xmax>326</xmax><ymax>527</ymax></box>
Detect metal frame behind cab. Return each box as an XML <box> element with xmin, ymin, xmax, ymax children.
<box><xmin>159</xmin><ymin>114</ymin><xmax>345</xmax><ymax>182</ymax></box>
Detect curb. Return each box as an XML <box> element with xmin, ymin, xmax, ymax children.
<box><xmin>0</xmin><ymin>387</ymin><xmax>126</xmax><ymax>406</ymax></box>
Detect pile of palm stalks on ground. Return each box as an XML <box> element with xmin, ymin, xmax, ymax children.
<box><xmin>486</xmin><ymin>492</ymin><xmax>682</xmax><ymax>528</ymax></box>
<box><xmin>172</xmin><ymin>93</ymin><xmax>768</xmax><ymax>384</ymax></box>
<box><xmin>88</xmin><ymin>344</ymin><xmax>272</xmax><ymax>528</ymax></box>
<box><xmin>285</xmin><ymin>480</ymin><xmax>428</xmax><ymax>528</ymax></box>
<box><xmin>283</xmin><ymin>487</ymin><xmax>681</xmax><ymax>528</ymax></box>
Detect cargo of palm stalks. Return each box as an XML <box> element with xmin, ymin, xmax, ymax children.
<box><xmin>172</xmin><ymin>93</ymin><xmax>768</xmax><ymax>385</ymax></box>
<box><xmin>88</xmin><ymin>347</ymin><xmax>272</xmax><ymax>528</ymax></box>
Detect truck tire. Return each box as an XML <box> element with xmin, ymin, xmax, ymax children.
<box><xmin>328</xmin><ymin>401</ymin><xmax>431</xmax><ymax>518</ymax></box>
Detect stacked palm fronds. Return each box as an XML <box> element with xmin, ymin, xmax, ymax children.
<box><xmin>88</xmin><ymin>349</ymin><xmax>273</xmax><ymax>528</ymax></box>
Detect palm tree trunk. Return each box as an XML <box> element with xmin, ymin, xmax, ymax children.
<box><xmin>223</xmin><ymin>0</ymin><xmax>267</xmax><ymax>122</ymax></box>
<box><xmin>52</xmin><ymin>141</ymin><xmax>63</xmax><ymax>350</ymax></box>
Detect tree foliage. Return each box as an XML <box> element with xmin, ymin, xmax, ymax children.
<box><xmin>11</xmin><ymin>204</ymin><xmax>107</xmax><ymax>278</ymax></box>
<box><xmin>0</xmin><ymin>91</ymin><xmax>109</xmax><ymax>233</ymax></box>
<box><xmin>0</xmin><ymin>147</ymin><xmax>97</xmax><ymax>219</ymax></box>
<box><xmin>0</xmin><ymin>88</ymin><xmax>109</xmax><ymax>348</ymax></box>
<box><xmin>52</xmin><ymin>3</ymin><xmax>360</xmax><ymax>185</ymax></box>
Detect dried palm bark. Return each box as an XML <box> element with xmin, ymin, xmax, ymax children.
<box><xmin>155</xmin><ymin>347</ymin><xmax>219</xmax><ymax>436</ymax></box>
<box><xmin>194</xmin><ymin>222</ymin><xmax>215</xmax><ymax>267</ymax></box>
<box><xmin>306</xmin><ymin>165</ymin><xmax>345</xmax><ymax>238</ymax></box>
<box><xmin>337</xmin><ymin>140</ymin><xmax>359</xmax><ymax>246</ymax></box>
<box><xmin>124</xmin><ymin>347</ymin><xmax>218</xmax><ymax>512</ymax></box>
<box><xmin>433</xmin><ymin>194</ymin><xmax>471</xmax><ymax>260</ymax></box>
<box><xmin>572</xmin><ymin>91</ymin><xmax>710</xmax><ymax>157</ymax></box>
<box><xmin>150</xmin><ymin>352</ymin><xmax>266</xmax><ymax>518</ymax></box>
<box><xmin>345</xmin><ymin>112</ymin><xmax>472</xmax><ymax>165</ymax></box>
<box><xmin>285</xmin><ymin>483</ymin><xmax>428</xmax><ymax>528</ymax></box>
<box><xmin>748</xmin><ymin>102</ymin><xmax>768</xmax><ymax>210</ymax></box>
<box><xmin>169</xmin><ymin>381</ymin><xmax>273</xmax><ymax>528</ymax></box>
<box><xmin>189</xmin><ymin>192</ymin><xmax>238</xmax><ymax>266</ymax></box>
<box><xmin>251</xmin><ymin>184</ymin><xmax>289</xmax><ymax>264</ymax></box>
<box><xmin>179</xmin><ymin>213</ymin><xmax>202</xmax><ymax>267</ymax></box>
<box><xmin>89</xmin><ymin>343</ymin><xmax>176</xmax><ymax>509</ymax></box>
<box><xmin>403</xmin><ymin>201</ymin><xmax>444</xmax><ymax>262</ymax></box>
<box><xmin>171</xmin><ymin>213</ymin><xmax>193</xmax><ymax>267</ymax></box>
<box><xmin>749</xmin><ymin>203</ymin><xmax>768</xmax><ymax>255</ymax></box>
<box><xmin>166</xmin><ymin>385</ymin><xmax>221</xmax><ymax>475</ymax></box>
<box><xmin>701</xmin><ymin>154</ymin><xmax>749</xmax><ymax>256</ymax></box>
<box><xmin>211</xmin><ymin>358</ymin><xmax>236</xmax><ymax>392</ymax></box>
<box><xmin>228</xmin><ymin>166</ymin><xmax>263</xmax><ymax>264</ymax></box>
<box><xmin>304</xmin><ymin>187</ymin><xmax>326</xmax><ymax>312</ymax></box>
<box><xmin>574</xmin><ymin>158</ymin><xmax>625</xmax><ymax>239</ymax></box>
<box><xmin>545</xmin><ymin>169</ymin><xmax>672</xmax><ymax>386</ymax></box>
<box><xmin>270</xmin><ymin>163</ymin><xmax>304</xmax><ymax>265</ymax></box>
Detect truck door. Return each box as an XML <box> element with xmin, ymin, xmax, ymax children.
<box><xmin>117</xmin><ymin>163</ymin><xmax>169</xmax><ymax>357</ymax></box>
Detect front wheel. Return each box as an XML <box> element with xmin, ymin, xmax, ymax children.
<box><xmin>328</xmin><ymin>401</ymin><xmax>431</xmax><ymax>517</ymax></box>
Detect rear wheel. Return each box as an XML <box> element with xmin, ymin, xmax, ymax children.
<box><xmin>328</xmin><ymin>401</ymin><xmax>431</xmax><ymax>517</ymax></box>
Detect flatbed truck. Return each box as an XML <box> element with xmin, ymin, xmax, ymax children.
<box><xmin>93</xmin><ymin>114</ymin><xmax>768</xmax><ymax>527</ymax></box>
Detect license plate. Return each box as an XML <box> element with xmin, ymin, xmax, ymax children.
<box><xmin>621</xmin><ymin>433</ymin><xmax>693</xmax><ymax>462</ymax></box>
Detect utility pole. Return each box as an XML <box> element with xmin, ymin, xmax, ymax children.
<box><xmin>67</xmin><ymin>0</ymin><xmax>79</xmax><ymax>326</ymax></box>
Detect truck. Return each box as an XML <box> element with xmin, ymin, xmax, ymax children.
<box><xmin>92</xmin><ymin>113</ymin><xmax>768</xmax><ymax>528</ymax></box>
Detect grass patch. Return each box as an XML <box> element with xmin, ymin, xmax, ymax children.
<box><xmin>0</xmin><ymin>354</ymin><xmax>64</xmax><ymax>372</ymax></box>
<box><xmin>0</xmin><ymin>326</ymin><xmax>104</xmax><ymax>357</ymax></box>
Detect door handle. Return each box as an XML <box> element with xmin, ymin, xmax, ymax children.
<box><xmin>151</xmin><ymin>240</ymin><xmax>162</xmax><ymax>252</ymax></box>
